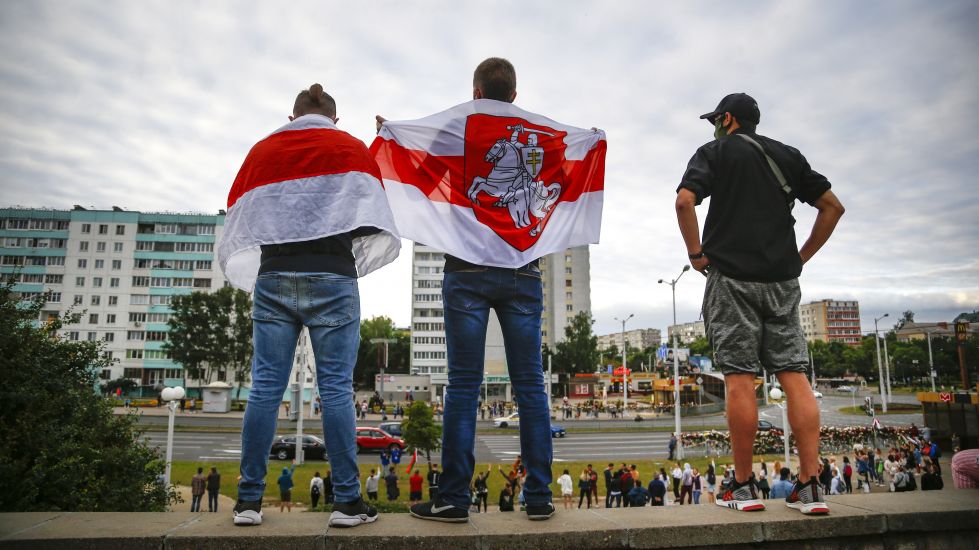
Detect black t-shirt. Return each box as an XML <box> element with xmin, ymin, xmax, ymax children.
<box><xmin>677</xmin><ymin>129</ymin><xmax>832</xmax><ymax>282</ymax></box>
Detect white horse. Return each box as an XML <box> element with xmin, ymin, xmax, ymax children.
<box><xmin>467</xmin><ymin>139</ymin><xmax>529</xmax><ymax>207</ymax></box>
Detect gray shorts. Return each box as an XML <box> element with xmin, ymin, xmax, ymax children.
<box><xmin>702</xmin><ymin>271</ymin><xmax>809</xmax><ymax>376</ymax></box>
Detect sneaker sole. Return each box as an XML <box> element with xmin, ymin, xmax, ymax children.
<box><xmin>527</xmin><ymin>510</ymin><xmax>556</xmax><ymax>521</ymax></box>
<box><xmin>408</xmin><ymin>510</ymin><xmax>469</xmax><ymax>523</ymax></box>
<box><xmin>329</xmin><ymin>512</ymin><xmax>379</xmax><ymax>527</ymax></box>
<box><xmin>715</xmin><ymin>499</ymin><xmax>766</xmax><ymax>511</ymax></box>
<box><xmin>786</xmin><ymin>501</ymin><xmax>830</xmax><ymax>515</ymax></box>
<box><xmin>233</xmin><ymin>512</ymin><xmax>262</xmax><ymax>526</ymax></box>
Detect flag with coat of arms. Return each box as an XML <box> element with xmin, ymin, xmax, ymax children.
<box><xmin>370</xmin><ymin>99</ymin><xmax>606</xmax><ymax>267</ymax></box>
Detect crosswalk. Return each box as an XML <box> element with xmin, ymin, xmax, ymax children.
<box><xmin>479</xmin><ymin>432</ymin><xmax>674</xmax><ymax>462</ymax></box>
<box><xmin>140</xmin><ymin>433</ymin><xmax>243</xmax><ymax>461</ymax></box>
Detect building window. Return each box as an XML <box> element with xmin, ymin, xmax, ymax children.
<box><xmin>195</xmin><ymin>260</ymin><xmax>212</xmax><ymax>270</ymax></box>
<box><xmin>75</xmin><ymin>277</ymin><xmax>85</xmax><ymax>287</ymax></box>
<box><xmin>89</xmin><ymin>314</ymin><xmax>99</xmax><ymax>324</ymax></box>
<box><xmin>132</xmin><ymin>276</ymin><xmax>149</xmax><ymax>287</ymax></box>
<box><xmin>96</xmin><ymin>242</ymin><xmax>106</xmax><ymax>253</ymax></box>
<box><xmin>79</xmin><ymin>241</ymin><xmax>89</xmax><ymax>252</ymax></box>
<box><xmin>77</xmin><ymin>259</ymin><xmax>87</xmax><ymax>268</ymax></box>
<box><xmin>115</xmin><ymin>225</ymin><xmax>125</xmax><ymax>235</ymax></box>
<box><xmin>47</xmin><ymin>292</ymin><xmax>62</xmax><ymax>303</ymax></box>
<box><xmin>67</xmin><ymin>331</ymin><xmax>79</xmax><ymax>341</ymax></box>
<box><xmin>108</xmin><ymin>296</ymin><xmax>118</xmax><ymax>306</ymax></box>
<box><xmin>106</xmin><ymin>313</ymin><xmax>116</xmax><ymax>323</ymax></box>
<box><xmin>100</xmin><ymin>369</ymin><xmax>112</xmax><ymax>380</ymax></box>
<box><xmin>129</xmin><ymin>312</ymin><xmax>147</xmax><ymax>323</ymax></box>
<box><xmin>73</xmin><ymin>295</ymin><xmax>83</xmax><ymax>305</ymax></box>
<box><xmin>111</xmin><ymin>260</ymin><xmax>121</xmax><ymax>270</ymax></box>
<box><xmin>81</xmin><ymin>223</ymin><xmax>91</xmax><ymax>233</ymax></box>
<box><xmin>128</xmin><ymin>331</ymin><xmax>145</xmax><ymax>341</ymax></box>
<box><xmin>109</xmin><ymin>278</ymin><xmax>119</xmax><ymax>288</ymax></box>
<box><xmin>103</xmin><ymin>332</ymin><xmax>114</xmax><ymax>342</ymax></box>
<box><xmin>92</xmin><ymin>277</ymin><xmax>103</xmax><ymax>288</ymax></box>
<box><xmin>113</xmin><ymin>242</ymin><xmax>124</xmax><ymax>253</ymax></box>
<box><xmin>98</xmin><ymin>224</ymin><xmax>108</xmax><ymax>234</ymax></box>
<box><xmin>94</xmin><ymin>259</ymin><xmax>104</xmax><ymax>269</ymax></box>
<box><xmin>87</xmin><ymin>332</ymin><xmax>97</xmax><ymax>341</ymax></box>
<box><xmin>90</xmin><ymin>295</ymin><xmax>100</xmax><ymax>306</ymax></box>
<box><xmin>130</xmin><ymin>294</ymin><xmax>149</xmax><ymax>305</ymax></box>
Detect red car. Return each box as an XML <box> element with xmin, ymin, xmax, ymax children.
<box><xmin>355</xmin><ymin>427</ymin><xmax>405</xmax><ymax>454</ymax></box>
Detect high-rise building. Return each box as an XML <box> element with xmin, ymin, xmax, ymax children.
<box><xmin>597</xmin><ymin>328</ymin><xmax>662</xmax><ymax>352</ymax></box>
<box><xmin>666</xmin><ymin>320</ymin><xmax>706</xmax><ymax>345</ymax></box>
<box><xmin>1</xmin><ymin>207</ymin><xmax>227</xmax><ymax>394</ymax></box>
<box><xmin>409</xmin><ymin>243</ymin><xmax>590</xmax><ymax>400</ymax></box>
<box><xmin>799</xmin><ymin>299</ymin><xmax>861</xmax><ymax>345</ymax></box>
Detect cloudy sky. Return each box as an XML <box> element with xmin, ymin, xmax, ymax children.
<box><xmin>1</xmin><ymin>0</ymin><xmax>977</xmax><ymax>337</ymax></box>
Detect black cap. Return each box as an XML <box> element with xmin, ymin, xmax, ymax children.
<box><xmin>700</xmin><ymin>93</ymin><xmax>760</xmax><ymax>125</ymax></box>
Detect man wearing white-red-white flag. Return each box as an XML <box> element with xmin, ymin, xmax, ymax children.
<box><xmin>220</xmin><ymin>84</ymin><xmax>398</xmax><ymax>530</ymax></box>
<box><xmin>373</xmin><ymin>57</ymin><xmax>606</xmax><ymax>523</ymax></box>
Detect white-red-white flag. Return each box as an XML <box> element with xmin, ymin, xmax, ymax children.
<box><xmin>370</xmin><ymin>99</ymin><xmax>606</xmax><ymax>267</ymax></box>
<box><xmin>219</xmin><ymin>115</ymin><xmax>400</xmax><ymax>290</ymax></box>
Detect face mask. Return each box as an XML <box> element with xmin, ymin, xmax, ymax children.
<box><xmin>713</xmin><ymin>118</ymin><xmax>728</xmax><ymax>140</ymax></box>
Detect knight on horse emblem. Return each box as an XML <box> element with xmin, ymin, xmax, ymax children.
<box><xmin>467</xmin><ymin>124</ymin><xmax>563</xmax><ymax>237</ymax></box>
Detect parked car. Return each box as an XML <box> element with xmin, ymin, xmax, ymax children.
<box><xmin>758</xmin><ymin>420</ymin><xmax>776</xmax><ymax>431</ymax></box>
<box><xmin>812</xmin><ymin>390</ymin><xmax>823</xmax><ymax>399</ymax></box>
<box><xmin>837</xmin><ymin>385</ymin><xmax>856</xmax><ymax>393</ymax></box>
<box><xmin>551</xmin><ymin>425</ymin><xmax>566</xmax><ymax>438</ymax></box>
<box><xmin>494</xmin><ymin>412</ymin><xmax>520</xmax><ymax>428</ymax></box>
<box><xmin>355</xmin><ymin>427</ymin><xmax>404</xmax><ymax>453</ymax></box>
<box><xmin>269</xmin><ymin>435</ymin><xmax>327</xmax><ymax>460</ymax></box>
<box><xmin>377</xmin><ymin>421</ymin><xmax>403</xmax><ymax>438</ymax></box>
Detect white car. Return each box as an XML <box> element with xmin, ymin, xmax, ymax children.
<box><xmin>837</xmin><ymin>385</ymin><xmax>856</xmax><ymax>393</ymax></box>
<box><xmin>812</xmin><ymin>390</ymin><xmax>823</xmax><ymax>399</ymax></box>
<box><xmin>493</xmin><ymin>412</ymin><xmax>520</xmax><ymax>428</ymax></box>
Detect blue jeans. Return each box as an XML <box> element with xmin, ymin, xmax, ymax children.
<box><xmin>238</xmin><ymin>272</ymin><xmax>361</xmax><ymax>504</ymax></box>
<box><xmin>438</xmin><ymin>266</ymin><xmax>552</xmax><ymax>509</ymax></box>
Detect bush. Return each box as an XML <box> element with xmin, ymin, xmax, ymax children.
<box><xmin>0</xmin><ymin>278</ymin><xmax>179</xmax><ymax>511</ymax></box>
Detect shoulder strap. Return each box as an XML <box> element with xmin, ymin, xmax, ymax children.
<box><xmin>736</xmin><ymin>134</ymin><xmax>794</xmax><ymax>200</ymax></box>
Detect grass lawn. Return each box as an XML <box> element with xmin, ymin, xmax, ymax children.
<box><xmin>171</xmin><ymin>454</ymin><xmax>786</xmax><ymax>512</ymax></box>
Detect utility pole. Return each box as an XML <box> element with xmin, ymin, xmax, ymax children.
<box><xmin>926</xmin><ymin>330</ymin><xmax>936</xmax><ymax>392</ymax></box>
<box><xmin>956</xmin><ymin>322</ymin><xmax>971</xmax><ymax>389</ymax></box>
<box><xmin>615</xmin><ymin>314</ymin><xmax>634</xmax><ymax>417</ymax></box>
<box><xmin>882</xmin><ymin>334</ymin><xmax>892</xmax><ymax>403</ymax></box>
<box><xmin>873</xmin><ymin>314</ymin><xmax>889</xmax><ymax>413</ymax></box>
<box><xmin>659</xmin><ymin>265</ymin><xmax>690</xmax><ymax>460</ymax></box>
<box><xmin>370</xmin><ymin>337</ymin><xmax>397</xmax><ymax>401</ymax></box>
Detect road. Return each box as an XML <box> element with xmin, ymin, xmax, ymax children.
<box><xmin>139</xmin><ymin>395</ymin><xmax>922</xmax><ymax>464</ymax></box>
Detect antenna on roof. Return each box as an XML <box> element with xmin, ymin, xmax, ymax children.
<box><xmin>73</xmin><ymin>205</ymin><xmax>86</xmax><ymax>211</ymax></box>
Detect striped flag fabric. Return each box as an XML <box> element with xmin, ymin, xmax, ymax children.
<box><xmin>370</xmin><ymin>99</ymin><xmax>606</xmax><ymax>267</ymax></box>
<box><xmin>219</xmin><ymin>115</ymin><xmax>401</xmax><ymax>290</ymax></box>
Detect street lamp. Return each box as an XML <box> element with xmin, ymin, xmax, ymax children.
<box><xmin>160</xmin><ymin>385</ymin><xmax>186</xmax><ymax>487</ymax></box>
<box><xmin>614</xmin><ymin>314</ymin><xmax>634</xmax><ymax>417</ymax></box>
<box><xmin>658</xmin><ymin>264</ymin><xmax>690</xmax><ymax>459</ymax></box>
<box><xmin>926</xmin><ymin>330</ymin><xmax>936</xmax><ymax>392</ymax></box>
<box><xmin>370</xmin><ymin>337</ymin><xmax>397</xmax><ymax>400</ymax></box>
<box><xmin>873</xmin><ymin>314</ymin><xmax>889</xmax><ymax>413</ymax></box>
<box><xmin>769</xmin><ymin>386</ymin><xmax>791</xmax><ymax>467</ymax></box>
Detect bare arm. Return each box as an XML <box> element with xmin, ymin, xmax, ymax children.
<box><xmin>798</xmin><ymin>189</ymin><xmax>845</xmax><ymax>264</ymax></box>
<box><xmin>675</xmin><ymin>189</ymin><xmax>710</xmax><ymax>274</ymax></box>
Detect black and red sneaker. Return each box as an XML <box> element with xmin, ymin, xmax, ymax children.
<box><xmin>786</xmin><ymin>476</ymin><xmax>830</xmax><ymax>515</ymax></box>
<box><xmin>716</xmin><ymin>477</ymin><xmax>766</xmax><ymax>511</ymax></box>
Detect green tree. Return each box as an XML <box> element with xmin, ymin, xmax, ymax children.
<box><xmin>402</xmin><ymin>400</ymin><xmax>442</xmax><ymax>466</ymax></box>
<box><xmin>0</xmin><ymin>278</ymin><xmax>178</xmax><ymax>511</ymax></box>
<box><xmin>356</xmin><ymin>316</ymin><xmax>410</xmax><ymax>388</ymax></box>
<box><xmin>100</xmin><ymin>377</ymin><xmax>137</xmax><ymax>396</ymax></box>
<box><xmin>165</xmin><ymin>292</ymin><xmax>215</xmax><ymax>387</ymax></box>
<box><xmin>554</xmin><ymin>311</ymin><xmax>599</xmax><ymax>374</ymax></box>
<box><xmin>688</xmin><ymin>337</ymin><xmax>712</xmax><ymax>359</ymax></box>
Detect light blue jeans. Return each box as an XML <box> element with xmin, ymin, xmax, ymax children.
<box><xmin>238</xmin><ymin>272</ymin><xmax>361</xmax><ymax>504</ymax></box>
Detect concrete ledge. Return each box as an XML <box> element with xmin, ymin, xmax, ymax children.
<box><xmin>2</xmin><ymin>490</ymin><xmax>978</xmax><ymax>549</ymax></box>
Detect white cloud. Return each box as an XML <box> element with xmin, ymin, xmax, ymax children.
<box><xmin>1</xmin><ymin>0</ymin><xmax>977</xmax><ymax>336</ymax></box>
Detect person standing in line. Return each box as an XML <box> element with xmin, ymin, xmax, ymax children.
<box><xmin>679</xmin><ymin>463</ymin><xmax>693</xmax><ymax>505</ymax></box>
<box><xmin>473</xmin><ymin>467</ymin><xmax>490</xmax><ymax>513</ymax></box>
<box><xmin>310</xmin><ymin>472</ymin><xmax>324</xmax><ymax>510</ymax></box>
<box><xmin>206</xmin><ymin>467</ymin><xmax>221</xmax><ymax>512</ymax></box>
<box><xmin>769</xmin><ymin>467</ymin><xmax>795</xmax><ymax>499</ymax></box>
<box><xmin>649</xmin><ymin>475</ymin><xmax>667</xmax><ymax>506</ymax></box>
<box><xmin>588</xmin><ymin>465</ymin><xmax>599</xmax><ymax>504</ymax></box>
<box><xmin>608</xmin><ymin>470</ymin><xmax>623</xmax><ymax>508</ymax></box>
<box><xmin>692</xmin><ymin>468</ymin><xmax>703</xmax><ymax>505</ymax></box>
<box><xmin>278</xmin><ymin>463</ymin><xmax>296</xmax><ymax>513</ymax></box>
<box><xmin>705</xmin><ymin>464</ymin><xmax>717</xmax><ymax>505</ymax></box>
<box><xmin>842</xmin><ymin>456</ymin><xmax>853</xmax><ymax>493</ymax></box>
<box><xmin>603</xmin><ymin>463</ymin><xmax>615</xmax><ymax>508</ymax></box>
<box><xmin>191</xmin><ymin>467</ymin><xmax>206</xmax><ymax>512</ymax></box>
<box><xmin>758</xmin><ymin>465</ymin><xmax>771</xmax><ymax>500</ymax></box>
<box><xmin>427</xmin><ymin>463</ymin><xmax>442</xmax><ymax>501</ymax></box>
<box><xmin>409</xmin><ymin>470</ymin><xmax>424</xmax><ymax>506</ymax></box>
<box><xmin>675</xmin><ymin>93</ymin><xmax>844</xmax><ymax>515</ymax></box>
<box><xmin>577</xmin><ymin>470</ymin><xmax>592</xmax><ymax>509</ymax></box>
<box><xmin>557</xmin><ymin>469</ymin><xmax>574</xmax><ymax>510</ymax></box>
<box><xmin>620</xmin><ymin>466</ymin><xmax>635</xmax><ymax>508</ymax></box>
<box><xmin>671</xmin><ymin>463</ymin><xmax>683</xmax><ymax>501</ymax></box>
<box><xmin>365</xmin><ymin>469</ymin><xmax>380</xmax><ymax>502</ymax></box>
<box><xmin>223</xmin><ymin>83</ymin><xmax>399</xmax><ymax>528</ymax></box>
<box><xmin>384</xmin><ymin>467</ymin><xmax>400</xmax><ymax>502</ymax></box>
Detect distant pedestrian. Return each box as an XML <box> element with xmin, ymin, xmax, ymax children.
<box><xmin>384</xmin><ymin>467</ymin><xmax>400</xmax><ymax>501</ymax></box>
<box><xmin>427</xmin><ymin>464</ymin><xmax>441</xmax><ymax>500</ymax></box>
<box><xmin>921</xmin><ymin>462</ymin><xmax>943</xmax><ymax>491</ymax></box>
<box><xmin>323</xmin><ymin>470</ymin><xmax>334</xmax><ymax>504</ymax></box>
<box><xmin>310</xmin><ymin>472</ymin><xmax>324</xmax><ymax>509</ymax></box>
<box><xmin>627</xmin><ymin>480</ymin><xmax>650</xmax><ymax>506</ymax></box>
<box><xmin>842</xmin><ymin>456</ymin><xmax>853</xmax><ymax>493</ymax></box>
<box><xmin>577</xmin><ymin>470</ymin><xmax>592</xmax><ymax>509</ymax></box>
<box><xmin>770</xmin><ymin>467</ymin><xmax>794</xmax><ymax>499</ymax></box>
<box><xmin>668</xmin><ymin>434</ymin><xmax>677</xmax><ymax>461</ymax></box>
<box><xmin>409</xmin><ymin>470</ymin><xmax>424</xmax><ymax>505</ymax></box>
<box><xmin>557</xmin><ymin>469</ymin><xmax>574</xmax><ymax>510</ymax></box>
<box><xmin>648</xmin><ymin>476</ymin><xmax>667</xmax><ymax>506</ymax></box>
<box><xmin>679</xmin><ymin>463</ymin><xmax>693</xmax><ymax>504</ymax></box>
<box><xmin>705</xmin><ymin>464</ymin><xmax>717</xmax><ymax>504</ymax></box>
<box><xmin>380</xmin><ymin>449</ymin><xmax>390</xmax><ymax>469</ymax></box>
<box><xmin>278</xmin><ymin>462</ymin><xmax>296</xmax><ymax>512</ymax></box>
<box><xmin>473</xmin><ymin>467</ymin><xmax>490</xmax><ymax>512</ymax></box>
<box><xmin>608</xmin><ymin>472</ymin><xmax>622</xmax><ymax>508</ymax></box>
<box><xmin>671</xmin><ymin>463</ymin><xmax>683</xmax><ymax>500</ymax></box>
<box><xmin>603</xmin><ymin>463</ymin><xmax>615</xmax><ymax>507</ymax></box>
<box><xmin>206</xmin><ymin>467</ymin><xmax>221</xmax><ymax>512</ymax></box>
<box><xmin>365</xmin><ymin>469</ymin><xmax>380</xmax><ymax>501</ymax></box>
<box><xmin>283</xmin><ymin>401</ymin><xmax>291</xmax><ymax>419</ymax></box>
<box><xmin>191</xmin><ymin>467</ymin><xmax>206</xmax><ymax>512</ymax></box>
<box><xmin>391</xmin><ymin>446</ymin><xmax>402</xmax><ymax>465</ymax></box>
<box><xmin>692</xmin><ymin>468</ymin><xmax>703</xmax><ymax>505</ymax></box>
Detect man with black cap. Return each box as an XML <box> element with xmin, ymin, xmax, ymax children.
<box><xmin>674</xmin><ymin>93</ymin><xmax>845</xmax><ymax>515</ymax></box>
